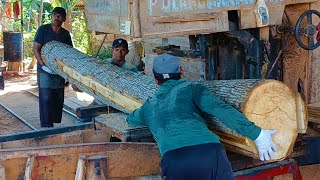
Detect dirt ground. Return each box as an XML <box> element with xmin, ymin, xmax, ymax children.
<box><xmin>0</xmin><ymin>106</ymin><xmax>32</xmax><ymax>134</ymax></box>
<box><xmin>0</xmin><ymin>74</ymin><xmax>93</xmax><ymax>131</ymax></box>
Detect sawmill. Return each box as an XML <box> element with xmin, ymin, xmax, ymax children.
<box><xmin>0</xmin><ymin>0</ymin><xmax>319</xmax><ymax>179</ymax></box>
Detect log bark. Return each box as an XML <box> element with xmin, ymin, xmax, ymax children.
<box><xmin>41</xmin><ymin>41</ymin><xmax>306</xmax><ymax>160</ymax></box>
<box><xmin>41</xmin><ymin>41</ymin><xmax>158</xmax><ymax>113</ymax></box>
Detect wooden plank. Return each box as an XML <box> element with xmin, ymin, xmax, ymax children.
<box><xmin>260</xmin><ymin>26</ymin><xmax>270</xmax><ymax>42</ymax></box>
<box><xmin>311</xmin><ymin>0</ymin><xmax>320</xmax><ymax>11</ymax></box>
<box><xmin>24</xmin><ymin>155</ymin><xmax>35</xmax><ymax>180</ymax></box>
<box><xmin>0</xmin><ymin>128</ymin><xmax>108</xmax><ymax>149</ymax></box>
<box><xmin>239</xmin><ymin>8</ymin><xmax>256</xmax><ymax>29</ymax></box>
<box><xmin>75</xmin><ymin>155</ymin><xmax>87</xmax><ymax>180</ymax></box>
<box><xmin>140</xmin><ymin>7</ymin><xmax>229</xmax><ymax>38</ymax></box>
<box><xmin>84</xmin><ymin>0</ymin><xmax>317</xmax><ymax>38</ymax></box>
<box><xmin>308</xmin><ymin>20</ymin><xmax>320</xmax><ymax>103</ymax></box>
<box><xmin>132</xmin><ymin>0</ymin><xmax>142</xmax><ymax>38</ymax></box>
<box><xmin>153</xmin><ymin>12</ymin><xmax>218</xmax><ymax>23</ymax></box>
<box><xmin>0</xmin><ymin>143</ymin><xmax>161</xmax><ymax>179</ymax></box>
<box><xmin>282</xmin><ymin>3</ymin><xmax>310</xmax><ymax>103</ymax></box>
<box><xmin>64</xmin><ymin>97</ymin><xmax>89</xmax><ymax>113</ymax></box>
<box><xmin>309</xmin><ymin>118</ymin><xmax>320</xmax><ymax>123</ymax></box>
<box><xmin>147</xmin><ymin>0</ymin><xmax>316</xmax><ymax>16</ymax></box>
<box><xmin>0</xmin><ymin>164</ymin><xmax>5</xmax><ymax>180</ymax></box>
<box><xmin>86</xmin><ymin>155</ymin><xmax>108</xmax><ymax>179</ymax></box>
<box><xmin>85</xmin><ymin>0</ymin><xmax>129</xmax><ymax>34</ymax></box>
<box><xmin>240</xmin><ymin>5</ymin><xmax>285</xmax><ymax>29</ymax></box>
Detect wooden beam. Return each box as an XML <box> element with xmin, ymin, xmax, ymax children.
<box><xmin>86</xmin><ymin>155</ymin><xmax>107</xmax><ymax>180</ymax></box>
<box><xmin>153</xmin><ymin>12</ymin><xmax>218</xmax><ymax>23</ymax></box>
<box><xmin>260</xmin><ymin>26</ymin><xmax>270</xmax><ymax>42</ymax></box>
<box><xmin>24</xmin><ymin>155</ymin><xmax>35</xmax><ymax>180</ymax></box>
<box><xmin>0</xmin><ymin>164</ymin><xmax>5</xmax><ymax>180</ymax></box>
<box><xmin>75</xmin><ymin>155</ymin><xmax>87</xmax><ymax>180</ymax></box>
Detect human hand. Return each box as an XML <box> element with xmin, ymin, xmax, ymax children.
<box><xmin>42</xmin><ymin>66</ymin><xmax>56</xmax><ymax>74</ymax></box>
<box><xmin>71</xmin><ymin>84</ymin><xmax>83</xmax><ymax>92</ymax></box>
<box><xmin>254</xmin><ymin>129</ymin><xmax>278</xmax><ymax>161</ymax></box>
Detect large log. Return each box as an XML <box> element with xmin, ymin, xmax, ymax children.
<box><xmin>41</xmin><ymin>41</ymin><xmax>306</xmax><ymax>160</ymax></box>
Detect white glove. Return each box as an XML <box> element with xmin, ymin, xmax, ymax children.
<box><xmin>42</xmin><ymin>65</ymin><xmax>56</xmax><ymax>74</ymax></box>
<box><xmin>254</xmin><ymin>129</ymin><xmax>278</xmax><ymax>161</ymax></box>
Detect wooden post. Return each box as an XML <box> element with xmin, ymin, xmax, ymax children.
<box><xmin>24</xmin><ymin>155</ymin><xmax>35</xmax><ymax>180</ymax></box>
<box><xmin>0</xmin><ymin>164</ymin><xmax>6</xmax><ymax>180</ymax></box>
<box><xmin>27</xmin><ymin>56</ymin><xmax>37</xmax><ymax>71</ymax></box>
<box><xmin>132</xmin><ymin>0</ymin><xmax>141</xmax><ymax>38</ymax></box>
<box><xmin>7</xmin><ymin>62</ymin><xmax>22</xmax><ymax>72</ymax></box>
<box><xmin>86</xmin><ymin>155</ymin><xmax>107</xmax><ymax>180</ymax></box>
<box><xmin>63</xmin><ymin>6</ymin><xmax>72</xmax><ymax>31</ymax></box>
<box><xmin>75</xmin><ymin>155</ymin><xmax>87</xmax><ymax>180</ymax></box>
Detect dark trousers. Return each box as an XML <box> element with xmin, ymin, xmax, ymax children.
<box><xmin>161</xmin><ymin>143</ymin><xmax>234</xmax><ymax>180</ymax></box>
<box><xmin>39</xmin><ymin>88</ymin><xmax>64</xmax><ymax>127</ymax></box>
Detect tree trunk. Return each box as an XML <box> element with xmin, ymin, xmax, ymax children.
<box><xmin>41</xmin><ymin>41</ymin><xmax>306</xmax><ymax>161</ymax></box>
<box><xmin>203</xmin><ymin>80</ymin><xmax>303</xmax><ymax>160</ymax></box>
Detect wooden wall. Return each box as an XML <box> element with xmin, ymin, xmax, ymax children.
<box><xmin>308</xmin><ymin>1</ymin><xmax>320</xmax><ymax>104</ymax></box>
<box><xmin>282</xmin><ymin>2</ymin><xmax>320</xmax><ymax>104</ymax></box>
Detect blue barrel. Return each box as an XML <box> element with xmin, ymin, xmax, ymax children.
<box><xmin>3</xmin><ymin>32</ymin><xmax>23</xmax><ymax>62</ymax></box>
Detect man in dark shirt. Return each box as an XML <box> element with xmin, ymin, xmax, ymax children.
<box><xmin>126</xmin><ymin>53</ymin><xmax>278</xmax><ymax>180</ymax></box>
<box><xmin>33</xmin><ymin>7</ymin><xmax>73</xmax><ymax>127</ymax></box>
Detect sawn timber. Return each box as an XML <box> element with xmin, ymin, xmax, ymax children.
<box><xmin>41</xmin><ymin>41</ymin><xmax>307</xmax><ymax>161</ymax></box>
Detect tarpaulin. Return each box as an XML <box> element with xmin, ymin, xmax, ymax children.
<box><xmin>13</xmin><ymin>1</ymin><xmax>20</xmax><ymax>18</ymax></box>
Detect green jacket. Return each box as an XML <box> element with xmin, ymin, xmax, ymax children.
<box><xmin>127</xmin><ymin>80</ymin><xmax>261</xmax><ymax>156</ymax></box>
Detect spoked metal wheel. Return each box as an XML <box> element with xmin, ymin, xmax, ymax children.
<box><xmin>294</xmin><ymin>10</ymin><xmax>320</xmax><ymax>50</ymax></box>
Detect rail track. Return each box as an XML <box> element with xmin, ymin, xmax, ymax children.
<box><xmin>0</xmin><ymin>89</ymin><xmax>78</xmax><ymax>134</ymax></box>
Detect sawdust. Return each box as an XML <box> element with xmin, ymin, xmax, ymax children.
<box><xmin>0</xmin><ymin>106</ymin><xmax>32</xmax><ymax>134</ymax></box>
<box><xmin>0</xmin><ymin>75</ymin><xmax>83</xmax><ymax>130</ymax></box>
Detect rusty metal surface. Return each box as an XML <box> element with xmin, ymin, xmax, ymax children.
<box><xmin>0</xmin><ymin>142</ymin><xmax>160</xmax><ymax>179</ymax></box>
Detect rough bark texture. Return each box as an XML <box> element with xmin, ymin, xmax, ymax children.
<box><xmin>41</xmin><ymin>41</ymin><xmax>302</xmax><ymax>160</ymax></box>
<box><xmin>42</xmin><ymin>41</ymin><xmax>158</xmax><ymax>113</ymax></box>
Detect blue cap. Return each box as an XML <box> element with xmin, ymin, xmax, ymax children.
<box><xmin>153</xmin><ymin>54</ymin><xmax>180</xmax><ymax>75</ymax></box>
<box><xmin>112</xmin><ymin>38</ymin><xmax>128</xmax><ymax>50</ymax></box>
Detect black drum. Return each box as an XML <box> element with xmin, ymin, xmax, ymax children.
<box><xmin>3</xmin><ymin>32</ymin><xmax>23</xmax><ymax>62</ymax></box>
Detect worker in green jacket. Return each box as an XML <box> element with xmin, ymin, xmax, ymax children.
<box><xmin>126</xmin><ymin>53</ymin><xmax>278</xmax><ymax>180</ymax></box>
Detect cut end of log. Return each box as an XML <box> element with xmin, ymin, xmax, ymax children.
<box><xmin>243</xmin><ymin>80</ymin><xmax>298</xmax><ymax>160</ymax></box>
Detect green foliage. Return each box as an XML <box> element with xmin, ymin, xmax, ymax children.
<box><xmin>23</xmin><ymin>0</ymin><xmax>53</xmax><ymax>31</ymax></box>
<box><xmin>98</xmin><ymin>47</ymin><xmax>112</xmax><ymax>59</ymax></box>
<box><xmin>71</xmin><ymin>11</ymin><xmax>89</xmax><ymax>54</ymax></box>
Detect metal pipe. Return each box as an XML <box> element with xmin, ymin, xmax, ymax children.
<box><xmin>26</xmin><ymin>90</ymin><xmax>77</xmax><ymax>118</ymax></box>
<box><xmin>0</xmin><ymin>102</ymin><xmax>38</xmax><ymax>131</ymax></box>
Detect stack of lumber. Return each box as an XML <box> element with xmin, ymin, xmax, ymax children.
<box><xmin>41</xmin><ymin>41</ymin><xmax>307</xmax><ymax>161</ymax></box>
<box><xmin>307</xmin><ymin>103</ymin><xmax>320</xmax><ymax>123</ymax></box>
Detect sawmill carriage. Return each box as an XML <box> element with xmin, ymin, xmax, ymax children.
<box><xmin>83</xmin><ymin>0</ymin><xmax>320</xmax><ymax>178</ymax></box>
<box><xmin>1</xmin><ymin>0</ymin><xmax>320</xmax><ymax>179</ymax></box>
